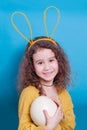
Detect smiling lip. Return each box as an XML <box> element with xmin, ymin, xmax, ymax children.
<box><xmin>43</xmin><ymin>71</ymin><xmax>53</xmax><ymax>76</ymax></box>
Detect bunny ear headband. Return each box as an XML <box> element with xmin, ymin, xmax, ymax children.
<box><xmin>11</xmin><ymin>6</ymin><xmax>60</xmax><ymax>48</ymax></box>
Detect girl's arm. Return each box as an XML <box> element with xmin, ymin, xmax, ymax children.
<box><xmin>18</xmin><ymin>87</ymin><xmax>45</xmax><ymax>130</ymax></box>
<box><xmin>55</xmin><ymin>89</ymin><xmax>76</xmax><ymax>130</ymax></box>
<box><xmin>43</xmin><ymin>89</ymin><xmax>76</xmax><ymax>130</ymax></box>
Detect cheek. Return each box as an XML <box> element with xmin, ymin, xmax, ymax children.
<box><xmin>34</xmin><ymin>65</ymin><xmax>42</xmax><ymax>74</ymax></box>
<box><xmin>56</xmin><ymin>65</ymin><xmax>59</xmax><ymax>73</ymax></box>
<box><xmin>54</xmin><ymin>62</ymin><xmax>59</xmax><ymax>72</ymax></box>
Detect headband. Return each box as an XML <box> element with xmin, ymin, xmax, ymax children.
<box><xmin>11</xmin><ymin>6</ymin><xmax>60</xmax><ymax>48</ymax></box>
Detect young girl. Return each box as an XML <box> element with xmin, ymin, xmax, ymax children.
<box><xmin>18</xmin><ymin>36</ymin><xmax>76</xmax><ymax>130</ymax></box>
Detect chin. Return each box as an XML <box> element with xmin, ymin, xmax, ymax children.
<box><xmin>42</xmin><ymin>78</ymin><xmax>53</xmax><ymax>82</ymax></box>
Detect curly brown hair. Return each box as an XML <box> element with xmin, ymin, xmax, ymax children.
<box><xmin>18</xmin><ymin>36</ymin><xmax>71</xmax><ymax>93</ymax></box>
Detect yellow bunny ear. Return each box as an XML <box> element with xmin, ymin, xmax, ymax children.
<box><xmin>44</xmin><ymin>6</ymin><xmax>60</xmax><ymax>38</ymax></box>
<box><xmin>11</xmin><ymin>11</ymin><xmax>32</xmax><ymax>42</ymax></box>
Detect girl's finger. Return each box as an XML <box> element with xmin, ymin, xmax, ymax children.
<box><xmin>50</xmin><ymin>97</ymin><xmax>61</xmax><ymax>107</ymax></box>
<box><xmin>43</xmin><ymin>110</ymin><xmax>49</xmax><ymax>125</ymax></box>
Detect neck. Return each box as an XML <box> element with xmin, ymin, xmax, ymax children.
<box><xmin>40</xmin><ymin>83</ymin><xmax>54</xmax><ymax>87</ymax></box>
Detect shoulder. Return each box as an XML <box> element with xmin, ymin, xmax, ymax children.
<box><xmin>59</xmin><ymin>88</ymin><xmax>72</xmax><ymax>101</ymax></box>
<box><xmin>19</xmin><ymin>86</ymin><xmax>39</xmax><ymax>100</ymax></box>
<box><xmin>21</xmin><ymin>86</ymin><xmax>39</xmax><ymax>94</ymax></box>
<box><xmin>58</xmin><ymin>88</ymin><xmax>74</xmax><ymax>110</ymax></box>
<box><xmin>59</xmin><ymin>88</ymin><xmax>71</xmax><ymax>98</ymax></box>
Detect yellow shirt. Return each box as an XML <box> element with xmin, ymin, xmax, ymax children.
<box><xmin>18</xmin><ymin>86</ymin><xmax>76</xmax><ymax>130</ymax></box>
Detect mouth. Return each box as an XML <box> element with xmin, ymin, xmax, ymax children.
<box><xmin>43</xmin><ymin>71</ymin><xmax>53</xmax><ymax>76</ymax></box>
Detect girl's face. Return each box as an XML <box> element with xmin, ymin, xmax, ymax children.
<box><xmin>33</xmin><ymin>48</ymin><xmax>59</xmax><ymax>85</ymax></box>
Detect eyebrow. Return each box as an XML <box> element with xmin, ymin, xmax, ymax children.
<box><xmin>34</xmin><ymin>56</ymin><xmax>56</xmax><ymax>63</ymax></box>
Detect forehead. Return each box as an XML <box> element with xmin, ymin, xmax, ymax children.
<box><xmin>33</xmin><ymin>48</ymin><xmax>55</xmax><ymax>60</ymax></box>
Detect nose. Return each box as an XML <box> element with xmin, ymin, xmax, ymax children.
<box><xmin>44</xmin><ymin>62</ymin><xmax>50</xmax><ymax>70</ymax></box>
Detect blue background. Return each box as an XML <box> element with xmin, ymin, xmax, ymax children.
<box><xmin>0</xmin><ymin>0</ymin><xmax>87</xmax><ymax>130</ymax></box>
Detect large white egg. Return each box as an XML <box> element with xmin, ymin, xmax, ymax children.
<box><xmin>30</xmin><ymin>96</ymin><xmax>57</xmax><ymax>126</ymax></box>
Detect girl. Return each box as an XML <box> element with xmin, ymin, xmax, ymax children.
<box><xmin>18</xmin><ymin>36</ymin><xmax>76</xmax><ymax>130</ymax></box>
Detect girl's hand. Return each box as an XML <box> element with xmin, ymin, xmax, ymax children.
<box><xmin>43</xmin><ymin>98</ymin><xmax>64</xmax><ymax>130</ymax></box>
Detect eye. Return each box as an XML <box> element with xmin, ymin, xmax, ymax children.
<box><xmin>37</xmin><ymin>62</ymin><xmax>43</xmax><ymax>65</ymax></box>
<box><xmin>49</xmin><ymin>59</ymin><xmax>55</xmax><ymax>62</ymax></box>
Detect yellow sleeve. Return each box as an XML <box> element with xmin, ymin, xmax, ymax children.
<box><xmin>18</xmin><ymin>86</ymin><xmax>45</xmax><ymax>130</ymax></box>
<box><xmin>55</xmin><ymin>89</ymin><xmax>76</xmax><ymax>130</ymax></box>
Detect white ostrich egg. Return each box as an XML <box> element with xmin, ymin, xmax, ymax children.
<box><xmin>30</xmin><ymin>96</ymin><xmax>57</xmax><ymax>126</ymax></box>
